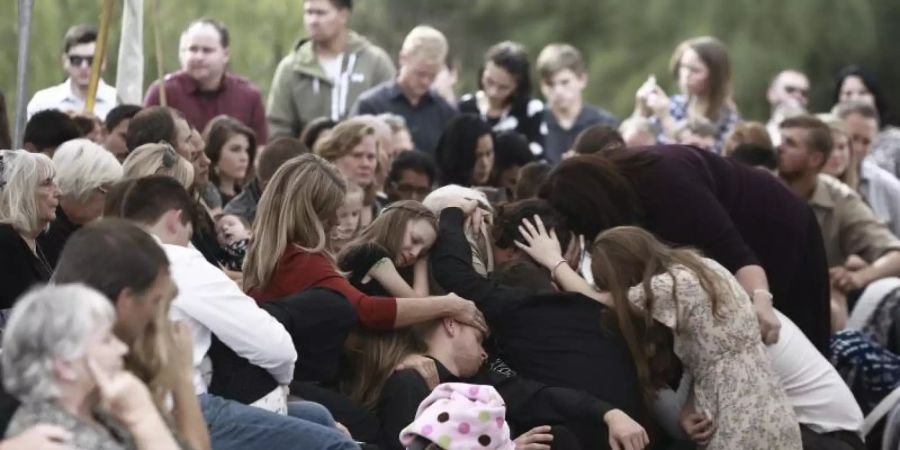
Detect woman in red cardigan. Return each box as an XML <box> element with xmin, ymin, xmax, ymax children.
<box><xmin>244</xmin><ymin>154</ymin><xmax>483</xmax><ymax>331</ymax></box>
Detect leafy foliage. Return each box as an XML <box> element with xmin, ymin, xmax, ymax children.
<box><xmin>2</xmin><ymin>0</ymin><xmax>897</xmax><ymax>124</ymax></box>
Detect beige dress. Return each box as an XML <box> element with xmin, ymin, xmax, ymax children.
<box><xmin>627</xmin><ymin>258</ymin><xmax>801</xmax><ymax>450</ymax></box>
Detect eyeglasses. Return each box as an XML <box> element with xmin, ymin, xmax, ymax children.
<box><xmin>784</xmin><ymin>86</ymin><xmax>809</xmax><ymax>97</ymax></box>
<box><xmin>67</xmin><ymin>55</ymin><xmax>94</xmax><ymax>67</ymax></box>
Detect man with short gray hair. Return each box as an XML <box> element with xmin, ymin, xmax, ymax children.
<box><xmin>38</xmin><ymin>139</ymin><xmax>122</xmax><ymax>267</ymax></box>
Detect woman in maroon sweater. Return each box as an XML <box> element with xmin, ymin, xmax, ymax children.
<box><xmin>540</xmin><ymin>146</ymin><xmax>831</xmax><ymax>355</ymax></box>
<box><xmin>245</xmin><ymin>154</ymin><xmax>483</xmax><ymax>331</ymax></box>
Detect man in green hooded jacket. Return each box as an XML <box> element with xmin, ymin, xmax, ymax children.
<box><xmin>266</xmin><ymin>0</ymin><xmax>396</xmax><ymax>139</ymax></box>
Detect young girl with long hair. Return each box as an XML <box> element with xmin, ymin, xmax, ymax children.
<box><xmin>334</xmin><ymin>201</ymin><xmax>438</xmax><ymax>409</ymax></box>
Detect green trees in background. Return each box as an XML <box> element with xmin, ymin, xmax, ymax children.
<box><xmin>3</xmin><ymin>0</ymin><xmax>898</xmax><ymax>124</ymax></box>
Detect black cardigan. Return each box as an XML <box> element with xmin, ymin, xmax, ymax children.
<box><xmin>430</xmin><ymin>208</ymin><xmax>653</xmax><ymax>437</ymax></box>
<box><xmin>0</xmin><ymin>224</ymin><xmax>51</xmax><ymax>310</ymax></box>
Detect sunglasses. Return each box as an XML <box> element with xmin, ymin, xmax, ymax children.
<box><xmin>784</xmin><ymin>85</ymin><xmax>809</xmax><ymax>97</ymax></box>
<box><xmin>67</xmin><ymin>55</ymin><xmax>94</xmax><ymax>67</ymax></box>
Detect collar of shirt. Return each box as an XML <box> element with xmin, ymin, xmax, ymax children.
<box><xmin>175</xmin><ymin>71</ymin><xmax>231</xmax><ymax>95</ymax></box>
<box><xmin>427</xmin><ymin>356</ymin><xmax>460</xmax><ymax>384</ymax></box>
<box><xmin>150</xmin><ymin>233</ymin><xmax>201</xmax><ymax>260</ymax></box>
<box><xmin>809</xmin><ymin>175</ymin><xmax>836</xmax><ymax>210</ymax></box>
<box><xmin>388</xmin><ymin>82</ymin><xmax>434</xmax><ymax>105</ymax></box>
<box><xmin>58</xmin><ymin>78</ymin><xmax>116</xmax><ymax>105</ymax></box>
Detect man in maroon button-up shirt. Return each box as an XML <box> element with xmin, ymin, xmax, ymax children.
<box><xmin>144</xmin><ymin>19</ymin><xmax>268</xmax><ymax>144</ymax></box>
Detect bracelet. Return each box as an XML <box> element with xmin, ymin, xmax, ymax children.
<box><xmin>550</xmin><ymin>259</ymin><xmax>568</xmax><ymax>280</ymax></box>
<box><xmin>752</xmin><ymin>289</ymin><xmax>773</xmax><ymax>301</ymax></box>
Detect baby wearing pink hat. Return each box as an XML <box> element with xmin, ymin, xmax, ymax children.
<box><xmin>400</xmin><ymin>383</ymin><xmax>515</xmax><ymax>450</ymax></box>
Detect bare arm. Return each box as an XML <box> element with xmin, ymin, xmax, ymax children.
<box><xmin>735</xmin><ymin>264</ymin><xmax>780</xmax><ymax>344</ymax></box>
<box><xmin>413</xmin><ymin>257</ymin><xmax>430</xmax><ymax>296</ymax></box>
<box><xmin>852</xmin><ymin>250</ymin><xmax>900</xmax><ymax>287</ymax></box>
<box><xmin>513</xmin><ymin>215</ymin><xmax>613</xmax><ymax>306</ymax></box>
<box><xmin>394</xmin><ymin>294</ymin><xmax>486</xmax><ymax>332</ymax></box>
<box><xmin>368</xmin><ymin>258</ymin><xmax>420</xmax><ymax>298</ymax></box>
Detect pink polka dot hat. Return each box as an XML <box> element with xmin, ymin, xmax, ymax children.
<box><xmin>399</xmin><ymin>383</ymin><xmax>515</xmax><ymax>450</ymax></box>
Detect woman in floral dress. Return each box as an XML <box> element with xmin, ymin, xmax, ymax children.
<box><xmin>515</xmin><ymin>217</ymin><xmax>801</xmax><ymax>449</ymax></box>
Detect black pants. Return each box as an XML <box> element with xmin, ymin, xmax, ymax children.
<box><xmin>800</xmin><ymin>424</ymin><xmax>866</xmax><ymax>450</ymax></box>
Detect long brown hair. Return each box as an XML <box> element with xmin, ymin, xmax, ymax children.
<box><xmin>125</xmin><ymin>292</ymin><xmax>178</xmax><ymax>417</ymax></box>
<box><xmin>243</xmin><ymin>154</ymin><xmax>347</xmax><ymax>293</ymax></box>
<box><xmin>590</xmin><ymin>226</ymin><xmax>727</xmax><ymax>402</ymax></box>
<box><xmin>337</xmin><ymin>200</ymin><xmax>437</xmax><ymax>266</ymax></box>
<box><xmin>340</xmin><ymin>329</ymin><xmax>426</xmax><ymax>411</ymax></box>
<box><xmin>670</xmin><ymin>36</ymin><xmax>734</xmax><ymax>121</ymax></box>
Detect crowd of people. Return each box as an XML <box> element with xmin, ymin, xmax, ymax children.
<box><xmin>1</xmin><ymin>0</ymin><xmax>900</xmax><ymax>449</ymax></box>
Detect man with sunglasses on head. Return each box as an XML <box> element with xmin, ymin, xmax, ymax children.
<box><xmin>766</xmin><ymin>69</ymin><xmax>810</xmax><ymax>146</ymax></box>
<box><xmin>27</xmin><ymin>25</ymin><xmax>118</xmax><ymax>121</ymax></box>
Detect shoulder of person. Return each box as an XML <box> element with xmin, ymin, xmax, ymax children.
<box><xmin>358</xmin><ymin>81</ymin><xmax>393</xmax><ymax>103</ymax></box>
<box><xmin>338</xmin><ymin>242</ymin><xmax>390</xmax><ymax>270</ymax></box>
<box><xmin>458</xmin><ymin>93</ymin><xmax>477</xmax><ymax>109</ymax></box>
<box><xmin>820</xmin><ymin>173</ymin><xmax>863</xmax><ymax>202</ymax></box>
<box><xmin>582</xmin><ymin>104</ymin><xmax>618</xmax><ymax>123</ymax></box>
<box><xmin>349</xmin><ymin>32</ymin><xmax>392</xmax><ymax>62</ymax></box>
<box><xmin>383</xmin><ymin>368</ymin><xmax>430</xmax><ymax>394</ymax></box>
<box><xmin>227</xmin><ymin>73</ymin><xmax>264</xmax><ymax>95</ymax></box>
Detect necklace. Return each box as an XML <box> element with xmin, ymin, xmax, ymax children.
<box><xmin>34</xmin><ymin>243</ymin><xmax>53</xmax><ymax>276</ymax></box>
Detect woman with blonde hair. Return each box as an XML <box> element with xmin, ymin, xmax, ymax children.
<box><xmin>516</xmin><ymin>220</ymin><xmax>801</xmax><ymax>449</ymax></box>
<box><xmin>245</xmin><ymin>154</ymin><xmax>484</xmax><ymax>332</ymax></box>
<box><xmin>0</xmin><ymin>150</ymin><xmax>59</xmax><ymax>313</ymax></box>
<box><xmin>819</xmin><ymin>114</ymin><xmax>859</xmax><ymax>190</ymax></box>
<box><xmin>634</xmin><ymin>36</ymin><xmax>740</xmax><ymax>153</ymax></box>
<box><xmin>315</xmin><ymin>118</ymin><xmax>380</xmax><ymax>227</ymax></box>
<box><xmin>122</xmin><ymin>143</ymin><xmax>194</xmax><ymax>189</ymax></box>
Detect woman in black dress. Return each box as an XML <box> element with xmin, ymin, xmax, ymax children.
<box><xmin>0</xmin><ymin>150</ymin><xmax>60</xmax><ymax>315</ymax></box>
<box><xmin>539</xmin><ymin>146</ymin><xmax>831</xmax><ymax>355</ymax></box>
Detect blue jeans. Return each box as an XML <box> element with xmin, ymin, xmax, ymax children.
<box><xmin>199</xmin><ymin>393</ymin><xmax>357</xmax><ymax>450</ymax></box>
<box><xmin>288</xmin><ymin>400</ymin><xmax>336</xmax><ymax>427</ymax></box>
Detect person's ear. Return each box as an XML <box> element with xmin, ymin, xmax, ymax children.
<box><xmin>164</xmin><ymin>209</ymin><xmax>183</xmax><ymax>235</ymax></box>
<box><xmin>53</xmin><ymin>359</ymin><xmax>80</xmax><ymax>382</ymax></box>
<box><xmin>442</xmin><ymin>317</ymin><xmax>457</xmax><ymax>337</ymax></box>
<box><xmin>810</xmin><ymin>151</ymin><xmax>826</xmax><ymax>169</ymax></box>
<box><xmin>576</xmin><ymin>72</ymin><xmax>588</xmax><ymax>89</ymax></box>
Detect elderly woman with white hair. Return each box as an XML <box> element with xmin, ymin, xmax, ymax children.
<box><xmin>2</xmin><ymin>284</ymin><xmax>182</xmax><ymax>450</ymax></box>
<box><xmin>0</xmin><ymin>150</ymin><xmax>59</xmax><ymax>313</ymax></box>
<box><xmin>38</xmin><ymin>139</ymin><xmax>123</xmax><ymax>268</ymax></box>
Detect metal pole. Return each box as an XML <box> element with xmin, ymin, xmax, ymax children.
<box><xmin>84</xmin><ymin>0</ymin><xmax>115</xmax><ymax>115</ymax></box>
<box><xmin>13</xmin><ymin>0</ymin><xmax>34</xmax><ymax>149</ymax></box>
<box><xmin>151</xmin><ymin>0</ymin><xmax>167</xmax><ymax>106</ymax></box>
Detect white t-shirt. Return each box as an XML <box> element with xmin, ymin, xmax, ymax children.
<box><xmin>767</xmin><ymin>310</ymin><xmax>864</xmax><ymax>434</ymax></box>
<box><xmin>319</xmin><ymin>54</ymin><xmax>344</xmax><ymax>83</ymax></box>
